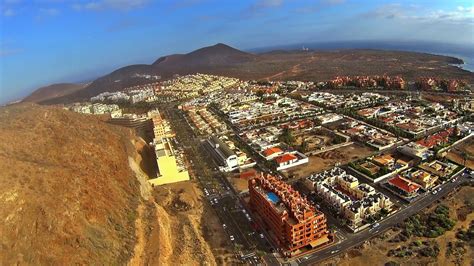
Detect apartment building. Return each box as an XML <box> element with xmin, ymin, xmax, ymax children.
<box><xmin>148</xmin><ymin>109</ymin><xmax>173</xmax><ymax>139</ymax></box>
<box><xmin>149</xmin><ymin>137</ymin><xmax>190</xmax><ymax>186</ymax></box>
<box><xmin>107</xmin><ymin>113</ymin><xmax>153</xmax><ymax>139</ymax></box>
<box><xmin>305</xmin><ymin>168</ymin><xmax>392</xmax><ymax>227</ymax></box>
<box><xmin>249</xmin><ymin>173</ymin><xmax>330</xmax><ymax>257</ymax></box>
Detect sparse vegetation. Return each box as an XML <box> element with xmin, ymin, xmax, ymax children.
<box><xmin>387</xmin><ymin>241</ymin><xmax>439</xmax><ymax>258</ymax></box>
<box><xmin>401</xmin><ymin>205</ymin><xmax>456</xmax><ymax>239</ymax></box>
<box><xmin>456</xmin><ymin>221</ymin><xmax>474</xmax><ymax>244</ymax></box>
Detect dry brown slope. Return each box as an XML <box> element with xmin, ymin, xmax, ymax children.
<box><xmin>0</xmin><ymin>103</ymin><xmax>141</xmax><ymax>265</ymax></box>
<box><xmin>23</xmin><ymin>83</ymin><xmax>87</xmax><ymax>103</ymax></box>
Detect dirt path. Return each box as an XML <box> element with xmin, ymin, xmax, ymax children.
<box><xmin>128</xmin><ymin>203</ymin><xmax>146</xmax><ymax>266</ymax></box>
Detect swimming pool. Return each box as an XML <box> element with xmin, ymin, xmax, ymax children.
<box><xmin>266</xmin><ymin>192</ymin><xmax>280</xmax><ymax>204</ymax></box>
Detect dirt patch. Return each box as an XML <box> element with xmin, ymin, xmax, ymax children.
<box><xmin>137</xmin><ymin>181</ymin><xmax>237</xmax><ymax>265</ymax></box>
<box><xmin>287</xmin><ymin>143</ymin><xmax>374</xmax><ymax>178</ymax></box>
<box><xmin>445</xmin><ymin>137</ymin><xmax>474</xmax><ymax>170</ymax></box>
<box><xmin>228</xmin><ymin>177</ymin><xmax>249</xmax><ymax>193</ymax></box>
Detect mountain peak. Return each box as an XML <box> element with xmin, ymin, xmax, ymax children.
<box><xmin>152</xmin><ymin>43</ymin><xmax>254</xmax><ymax>66</ymax></box>
<box><xmin>212</xmin><ymin>43</ymin><xmax>232</xmax><ymax>48</ymax></box>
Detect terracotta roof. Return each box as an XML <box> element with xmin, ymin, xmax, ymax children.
<box><xmin>389</xmin><ymin>175</ymin><xmax>421</xmax><ymax>193</ymax></box>
<box><xmin>263</xmin><ymin>147</ymin><xmax>283</xmax><ymax>157</ymax></box>
<box><xmin>240</xmin><ymin>170</ymin><xmax>257</xmax><ymax>179</ymax></box>
<box><xmin>373</xmin><ymin>154</ymin><xmax>395</xmax><ymax>166</ymax></box>
<box><xmin>416</xmin><ymin>128</ymin><xmax>453</xmax><ymax>148</ymax></box>
<box><xmin>275</xmin><ymin>153</ymin><xmax>297</xmax><ymax>164</ymax></box>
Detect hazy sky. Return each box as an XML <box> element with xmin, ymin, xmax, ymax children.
<box><xmin>1</xmin><ymin>0</ymin><xmax>473</xmax><ymax>103</ymax></box>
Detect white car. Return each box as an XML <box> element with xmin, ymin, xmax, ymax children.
<box><xmin>432</xmin><ymin>190</ymin><xmax>438</xmax><ymax>195</ymax></box>
<box><xmin>230</xmin><ymin>235</ymin><xmax>235</xmax><ymax>241</ymax></box>
<box><xmin>259</xmin><ymin>233</ymin><xmax>264</xmax><ymax>239</ymax></box>
<box><xmin>223</xmin><ymin>224</ymin><xmax>227</xmax><ymax>228</ymax></box>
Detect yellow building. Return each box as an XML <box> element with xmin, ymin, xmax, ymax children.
<box><xmin>148</xmin><ymin>109</ymin><xmax>174</xmax><ymax>139</ymax></box>
<box><xmin>148</xmin><ymin>138</ymin><xmax>190</xmax><ymax>186</ymax></box>
<box><xmin>409</xmin><ymin>169</ymin><xmax>437</xmax><ymax>189</ymax></box>
<box><xmin>338</xmin><ymin>175</ymin><xmax>359</xmax><ymax>192</ymax></box>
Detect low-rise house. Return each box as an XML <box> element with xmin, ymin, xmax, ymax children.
<box><xmin>398</xmin><ymin>142</ymin><xmax>433</xmax><ymax>160</ymax></box>
<box><xmin>262</xmin><ymin>146</ymin><xmax>284</xmax><ymax>160</ymax></box>
<box><xmin>387</xmin><ymin>175</ymin><xmax>421</xmax><ymax>197</ymax></box>
<box><xmin>405</xmin><ymin>169</ymin><xmax>438</xmax><ymax>189</ymax></box>
<box><xmin>418</xmin><ymin>160</ymin><xmax>459</xmax><ymax>180</ymax></box>
<box><xmin>274</xmin><ymin>151</ymin><xmax>309</xmax><ymax>171</ymax></box>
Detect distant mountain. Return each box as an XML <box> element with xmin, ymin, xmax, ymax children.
<box><xmin>152</xmin><ymin>43</ymin><xmax>256</xmax><ymax>67</ymax></box>
<box><xmin>41</xmin><ymin>43</ymin><xmax>256</xmax><ymax>104</ymax></box>
<box><xmin>39</xmin><ymin>43</ymin><xmax>474</xmax><ymax>104</ymax></box>
<box><xmin>23</xmin><ymin>83</ymin><xmax>87</xmax><ymax>103</ymax></box>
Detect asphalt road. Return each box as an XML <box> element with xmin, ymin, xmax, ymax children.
<box><xmin>298</xmin><ymin>172</ymin><xmax>471</xmax><ymax>266</ymax></box>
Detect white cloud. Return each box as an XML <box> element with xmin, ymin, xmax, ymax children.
<box><xmin>322</xmin><ymin>0</ymin><xmax>345</xmax><ymax>4</ymax></box>
<box><xmin>0</xmin><ymin>48</ymin><xmax>22</xmax><ymax>57</ymax></box>
<box><xmin>243</xmin><ymin>0</ymin><xmax>284</xmax><ymax>18</ymax></box>
<box><xmin>39</xmin><ymin>7</ymin><xmax>60</xmax><ymax>16</ymax></box>
<box><xmin>73</xmin><ymin>0</ymin><xmax>151</xmax><ymax>11</ymax></box>
<box><xmin>367</xmin><ymin>4</ymin><xmax>474</xmax><ymax>24</ymax></box>
<box><xmin>3</xmin><ymin>8</ymin><xmax>15</xmax><ymax>16</ymax></box>
<box><xmin>258</xmin><ymin>0</ymin><xmax>284</xmax><ymax>8</ymax></box>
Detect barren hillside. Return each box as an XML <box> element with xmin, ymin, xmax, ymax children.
<box><xmin>23</xmin><ymin>83</ymin><xmax>87</xmax><ymax>103</ymax></box>
<box><xmin>0</xmin><ymin>103</ymin><xmax>230</xmax><ymax>265</ymax></box>
<box><xmin>0</xmin><ymin>103</ymin><xmax>142</xmax><ymax>264</ymax></box>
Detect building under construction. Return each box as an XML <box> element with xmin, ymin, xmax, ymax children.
<box><xmin>249</xmin><ymin>173</ymin><xmax>330</xmax><ymax>257</ymax></box>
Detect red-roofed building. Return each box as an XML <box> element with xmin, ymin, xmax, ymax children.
<box><xmin>262</xmin><ymin>147</ymin><xmax>284</xmax><ymax>160</ymax></box>
<box><xmin>274</xmin><ymin>152</ymin><xmax>309</xmax><ymax>170</ymax></box>
<box><xmin>276</xmin><ymin>153</ymin><xmax>298</xmax><ymax>164</ymax></box>
<box><xmin>416</xmin><ymin>128</ymin><xmax>453</xmax><ymax>148</ymax></box>
<box><xmin>388</xmin><ymin>175</ymin><xmax>421</xmax><ymax>197</ymax></box>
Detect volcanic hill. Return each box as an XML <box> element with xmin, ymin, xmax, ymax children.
<box><xmin>30</xmin><ymin>43</ymin><xmax>474</xmax><ymax>104</ymax></box>
<box><xmin>22</xmin><ymin>83</ymin><xmax>88</xmax><ymax>103</ymax></box>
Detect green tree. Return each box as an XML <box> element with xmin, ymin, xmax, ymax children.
<box><xmin>279</xmin><ymin>128</ymin><xmax>295</xmax><ymax>146</ymax></box>
<box><xmin>300</xmin><ymin>138</ymin><xmax>309</xmax><ymax>153</ymax></box>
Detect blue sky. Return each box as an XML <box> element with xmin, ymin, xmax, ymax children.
<box><xmin>1</xmin><ymin>0</ymin><xmax>473</xmax><ymax>103</ymax></box>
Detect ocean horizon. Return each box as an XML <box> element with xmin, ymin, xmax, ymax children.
<box><xmin>250</xmin><ymin>40</ymin><xmax>474</xmax><ymax>72</ymax></box>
